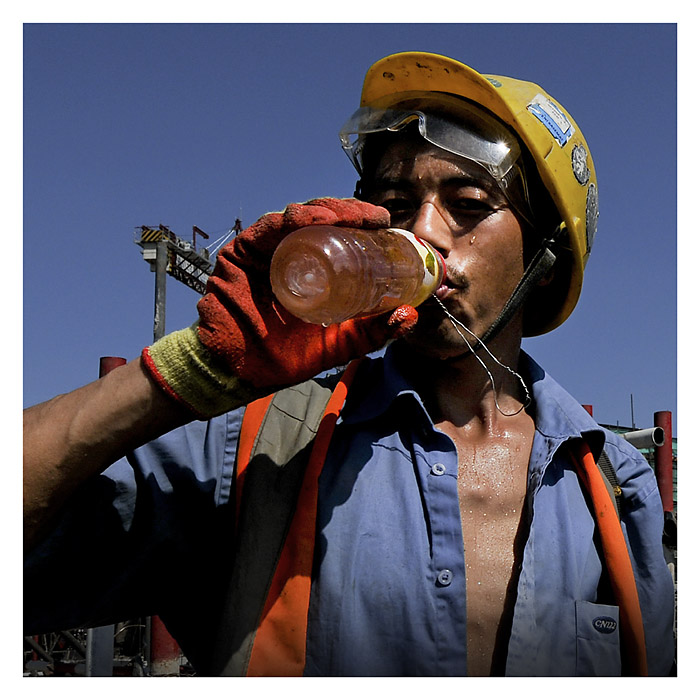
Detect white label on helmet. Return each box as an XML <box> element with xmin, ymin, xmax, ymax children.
<box><xmin>527</xmin><ymin>94</ymin><xmax>574</xmax><ymax>147</ymax></box>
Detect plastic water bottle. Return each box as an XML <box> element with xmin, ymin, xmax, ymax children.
<box><xmin>269</xmin><ymin>225</ymin><xmax>446</xmax><ymax>326</ymax></box>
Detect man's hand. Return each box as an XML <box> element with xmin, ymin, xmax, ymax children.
<box><xmin>142</xmin><ymin>198</ymin><xmax>418</xmax><ymax>417</ymax></box>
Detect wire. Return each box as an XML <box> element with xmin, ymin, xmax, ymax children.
<box><xmin>432</xmin><ymin>294</ymin><xmax>531</xmax><ymax>417</ymax></box>
<box><xmin>207</xmin><ymin>228</ymin><xmax>236</xmax><ymax>256</ymax></box>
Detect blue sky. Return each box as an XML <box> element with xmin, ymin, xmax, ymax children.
<box><xmin>22</xmin><ymin>22</ymin><xmax>678</xmax><ymax>431</ymax></box>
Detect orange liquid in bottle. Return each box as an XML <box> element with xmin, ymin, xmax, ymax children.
<box><xmin>270</xmin><ymin>225</ymin><xmax>445</xmax><ymax>326</ymax></box>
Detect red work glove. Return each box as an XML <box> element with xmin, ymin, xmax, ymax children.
<box><xmin>142</xmin><ymin>198</ymin><xmax>418</xmax><ymax>418</ymax></box>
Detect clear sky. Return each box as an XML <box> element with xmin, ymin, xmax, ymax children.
<box><xmin>22</xmin><ymin>22</ymin><xmax>678</xmax><ymax>431</ymax></box>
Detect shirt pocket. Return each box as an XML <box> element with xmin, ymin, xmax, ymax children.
<box><xmin>575</xmin><ymin>601</ymin><xmax>621</xmax><ymax>676</ymax></box>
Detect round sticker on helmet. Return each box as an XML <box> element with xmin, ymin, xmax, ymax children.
<box><xmin>572</xmin><ymin>144</ymin><xmax>590</xmax><ymax>185</ymax></box>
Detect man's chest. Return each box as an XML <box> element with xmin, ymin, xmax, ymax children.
<box><xmin>440</xmin><ymin>422</ymin><xmax>534</xmax><ymax>674</ymax></box>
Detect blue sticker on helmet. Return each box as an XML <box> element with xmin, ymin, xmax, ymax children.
<box><xmin>527</xmin><ymin>94</ymin><xmax>574</xmax><ymax>147</ymax></box>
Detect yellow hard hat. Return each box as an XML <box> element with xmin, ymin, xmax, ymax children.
<box><xmin>343</xmin><ymin>51</ymin><xmax>598</xmax><ymax>336</ymax></box>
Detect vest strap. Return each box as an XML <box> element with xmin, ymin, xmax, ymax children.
<box><xmin>247</xmin><ymin>359</ymin><xmax>362</xmax><ymax>675</ymax></box>
<box><xmin>210</xmin><ymin>360</ymin><xmax>362</xmax><ymax>676</ymax></box>
<box><xmin>572</xmin><ymin>441</ymin><xmax>648</xmax><ymax>676</ymax></box>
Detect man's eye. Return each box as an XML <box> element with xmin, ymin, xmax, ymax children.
<box><xmin>379</xmin><ymin>197</ymin><xmax>414</xmax><ymax>216</ymax></box>
<box><xmin>452</xmin><ymin>197</ymin><xmax>494</xmax><ymax>212</ymax></box>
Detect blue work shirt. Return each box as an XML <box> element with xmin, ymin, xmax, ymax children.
<box><xmin>24</xmin><ymin>349</ymin><xmax>675</xmax><ymax>676</ymax></box>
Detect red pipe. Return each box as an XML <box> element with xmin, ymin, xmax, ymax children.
<box><xmin>99</xmin><ymin>356</ymin><xmax>127</xmax><ymax>377</ymax></box>
<box><xmin>150</xmin><ymin>617</ymin><xmax>181</xmax><ymax>675</ymax></box>
<box><xmin>653</xmin><ymin>411</ymin><xmax>674</xmax><ymax>513</ymax></box>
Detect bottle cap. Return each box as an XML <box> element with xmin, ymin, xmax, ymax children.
<box><xmin>389</xmin><ymin>228</ymin><xmax>446</xmax><ymax>306</ymax></box>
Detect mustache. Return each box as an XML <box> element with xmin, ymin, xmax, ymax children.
<box><xmin>444</xmin><ymin>261</ymin><xmax>470</xmax><ymax>290</ymax></box>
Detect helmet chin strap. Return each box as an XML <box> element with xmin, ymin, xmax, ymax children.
<box><xmin>473</xmin><ymin>222</ymin><xmax>566</xmax><ymax>350</ymax></box>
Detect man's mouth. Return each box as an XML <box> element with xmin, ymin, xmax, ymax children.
<box><xmin>434</xmin><ymin>268</ymin><xmax>465</xmax><ymax>301</ymax></box>
<box><xmin>434</xmin><ymin>282</ymin><xmax>451</xmax><ymax>300</ymax></box>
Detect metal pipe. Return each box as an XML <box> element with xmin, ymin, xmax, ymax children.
<box><xmin>24</xmin><ymin>636</ymin><xmax>53</xmax><ymax>663</ymax></box>
<box><xmin>97</xmin><ymin>354</ymin><xmax>181</xmax><ymax>675</ymax></box>
<box><xmin>154</xmin><ymin>240</ymin><xmax>168</xmax><ymax>342</ymax></box>
<box><xmin>86</xmin><ymin>626</ymin><xmax>115</xmax><ymax>676</ymax></box>
<box><xmin>622</xmin><ymin>427</ymin><xmax>665</xmax><ymax>449</ymax></box>
<box><xmin>59</xmin><ymin>629</ymin><xmax>87</xmax><ymax>657</ymax></box>
<box><xmin>654</xmin><ymin>411</ymin><xmax>674</xmax><ymax>514</ymax></box>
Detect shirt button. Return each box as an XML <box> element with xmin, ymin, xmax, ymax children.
<box><xmin>437</xmin><ymin>569</ymin><xmax>453</xmax><ymax>586</ymax></box>
<box><xmin>431</xmin><ymin>462</ymin><xmax>446</xmax><ymax>476</ymax></box>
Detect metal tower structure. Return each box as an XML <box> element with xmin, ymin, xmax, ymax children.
<box><xmin>136</xmin><ymin>223</ymin><xmax>212</xmax><ymax>341</ymax></box>
<box><xmin>135</xmin><ymin>219</ymin><xmax>243</xmax><ymax>340</ymax></box>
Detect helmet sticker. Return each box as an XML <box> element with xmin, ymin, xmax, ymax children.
<box><xmin>572</xmin><ymin>144</ymin><xmax>590</xmax><ymax>185</ymax></box>
<box><xmin>527</xmin><ymin>94</ymin><xmax>574</xmax><ymax>147</ymax></box>
<box><xmin>586</xmin><ymin>182</ymin><xmax>599</xmax><ymax>253</ymax></box>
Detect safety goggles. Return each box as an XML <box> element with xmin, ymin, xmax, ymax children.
<box><xmin>339</xmin><ymin>101</ymin><xmax>533</xmax><ymax>225</ymax></box>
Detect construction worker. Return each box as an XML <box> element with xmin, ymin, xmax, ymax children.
<box><xmin>24</xmin><ymin>52</ymin><xmax>675</xmax><ymax>676</ymax></box>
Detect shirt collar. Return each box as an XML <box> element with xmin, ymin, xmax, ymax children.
<box><xmin>338</xmin><ymin>344</ymin><xmax>427</xmax><ymax>427</ymax></box>
<box><xmin>339</xmin><ymin>344</ymin><xmax>605</xmax><ymax>455</ymax></box>
<box><xmin>518</xmin><ymin>351</ymin><xmax>604</xmax><ymax>453</ymax></box>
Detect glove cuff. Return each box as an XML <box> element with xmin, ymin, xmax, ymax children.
<box><xmin>142</xmin><ymin>324</ymin><xmax>260</xmax><ymax>419</ymax></box>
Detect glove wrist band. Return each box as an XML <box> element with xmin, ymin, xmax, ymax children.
<box><xmin>142</xmin><ymin>324</ymin><xmax>260</xmax><ymax>419</ymax></box>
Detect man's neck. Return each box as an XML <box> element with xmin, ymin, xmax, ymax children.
<box><xmin>394</xmin><ymin>336</ymin><xmax>529</xmax><ymax>431</ymax></box>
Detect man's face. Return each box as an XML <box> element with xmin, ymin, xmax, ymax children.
<box><xmin>362</xmin><ymin>138</ymin><xmax>527</xmax><ymax>359</ymax></box>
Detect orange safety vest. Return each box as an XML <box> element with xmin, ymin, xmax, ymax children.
<box><xmin>208</xmin><ymin>358</ymin><xmax>647</xmax><ymax>676</ymax></box>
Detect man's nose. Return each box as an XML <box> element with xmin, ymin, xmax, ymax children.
<box><xmin>409</xmin><ymin>201</ymin><xmax>453</xmax><ymax>257</ymax></box>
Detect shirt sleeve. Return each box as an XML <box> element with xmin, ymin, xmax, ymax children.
<box><xmin>24</xmin><ymin>408</ymin><xmax>242</xmax><ymax>634</ymax></box>
<box><xmin>603</xmin><ymin>430</ymin><xmax>676</xmax><ymax>676</ymax></box>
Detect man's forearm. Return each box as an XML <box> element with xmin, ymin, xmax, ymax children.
<box><xmin>23</xmin><ymin>357</ymin><xmax>193</xmax><ymax>550</ymax></box>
